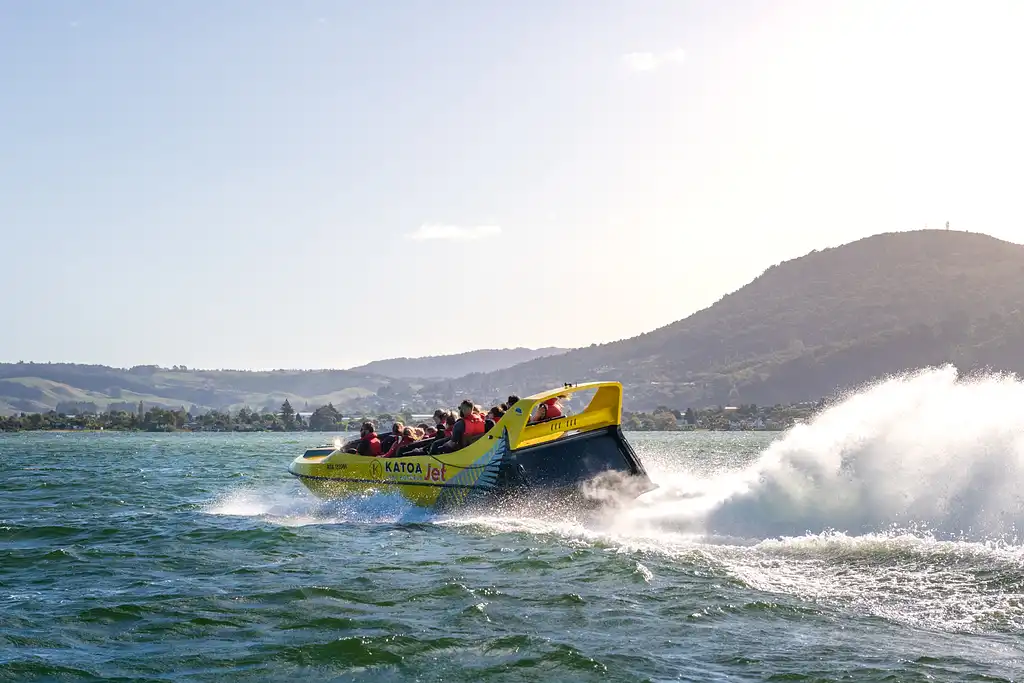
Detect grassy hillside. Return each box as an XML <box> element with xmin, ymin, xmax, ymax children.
<box><xmin>348</xmin><ymin>347</ymin><xmax>569</xmax><ymax>379</ymax></box>
<box><xmin>429</xmin><ymin>230</ymin><xmax>1024</xmax><ymax>409</ymax></box>
<box><xmin>0</xmin><ymin>364</ymin><xmax>386</xmax><ymax>416</ymax></box>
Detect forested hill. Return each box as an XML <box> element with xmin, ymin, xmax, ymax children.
<box><xmin>347</xmin><ymin>347</ymin><xmax>568</xmax><ymax>379</ymax></box>
<box><xmin>430</xmin><ymin>230</ymin><xmax>1024</xmax><ymax>409</ymax></box>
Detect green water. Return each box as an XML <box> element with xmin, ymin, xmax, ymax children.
<box><xmin>2</xmin><ymin>430</ymin><xmax>1022</xmax><ymax>682</ymax></box>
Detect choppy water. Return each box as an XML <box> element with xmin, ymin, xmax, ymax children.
<box><xmin>3</xmin><ymin>367</ymin><xmax>1024</xmax><ymax>681</ymax></box>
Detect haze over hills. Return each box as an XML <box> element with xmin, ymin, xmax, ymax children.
<box><xmin>0</xmin><ymin>348</ymin><xmax>565</xmax><ymax>416</ymax></box>
<box><xmin>347</xmin><ymin>347</ymin><xmax>569</xmax><ymax>379</ymax></box>
<box><xmin>0</xmin><ymin>364</ymin><xmax>390</xmax><ymax>417</ymax></box>
<box><xmin>428</xmin><ymin>230</ymin><xmax>1024</xmax><ymax>409</ymax></box>
<box><xmin>4</xmin><ymin>230</ymin><xmax>1024</xmax><ymax>416</ymax></box>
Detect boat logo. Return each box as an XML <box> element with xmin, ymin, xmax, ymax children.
<box><xmin>515</xmin><ymin>407</ymin><xmax>523</xmax><ymax>414</ymax></box>
<box><xmin>370</xmin><ymin>459</ymin><xmax>383</xmax><ymax>479</ymax></box>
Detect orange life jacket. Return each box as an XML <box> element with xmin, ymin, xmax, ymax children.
<box><xmin>543</xmin><ymin>399</ymin><xmax>563</xmax><ymax>419</ymax></box>
<box><xmin>361</xmin><ymin>432</ymin><xmax>382</xmax><ymax>456</ymax></box>
<box><xmin>462</xmin><ymin>412</ymin><xmax>486</xmax><ymax>444</ymax></box>
<box><xmin>384</xmin><ymin>435</ymin><xmax>415</xmax><ymax>458</ymax></box>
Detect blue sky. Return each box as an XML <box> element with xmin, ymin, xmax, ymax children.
<box><xmin>3</xmin><ymin>1</ymin><xmax>1024</xmax><ymax>369</ymax></box>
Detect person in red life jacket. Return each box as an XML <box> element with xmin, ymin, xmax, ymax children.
<box><xmin>443</xmin><ymin>413</ymin><xmax>456</xmax><ymax>438</ymax></box>
<box><xmin>355</xmin><ymin>421</ymin><xmax>382</xmax><ymax>456</ymax></box>
<box><xmin>441</xmin><ymin>400</ymin><xmax>486</xmax><ymax>452</ymax></box>
<box><xmin>382</xmin><ymin>426</ymin><xmax>417</xmax><ymax>458</ymax></box>
<box><xmin>485</xmin><ymin>406</ymin><xmax>504</xmax><ymax>431</ymax></box>
<box><xmin>532</xmin><ymin>397</ymin><xmax>564</xmax><ymax>423</ymax></box>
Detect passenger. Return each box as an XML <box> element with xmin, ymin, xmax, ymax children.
<box><xmin>507</xmin><ymin>394</ymin><xmax>520</xmax><ymax>408</ymax></box>
<box><xmin>485</xmin><ymin>406</ymin><xmax>504</xmax><ymax>431</ymax></box>
<box><xmin>441</xmin><ymin>400</ymin><xmax>486</xmax><ymax>452</ymax></box>
<box><xmin>531</xmin><ymin>397</ymin><xmax>564</xmax><ymax>423</ymax></box>
<box><xmin>426</xmin><ymin>413</ymin><xmax>458</xmax><ymax>454</ymax></box>
<box><xmin>432</xmin><ymin>409</ymin><xmax>447</xmax><ymax>430</ymax></box>
<box><xmin>382</xmin><ymin>426</ymin><xmax>417</xmax><ymax>458</ymax></box>
<box><xmin>379</xmin><ymin>421</ymin><xmax>404</xmax><ymax>453</ymax></box>
<box><xmin>354</xmin><ymin>421</ymin><xmax>382</xmax><ymax>456</ymax></box>
<box><xmin>402</xmin><ymin>426</ymin><xmax>438</xmax><ymax>456</ymax></box>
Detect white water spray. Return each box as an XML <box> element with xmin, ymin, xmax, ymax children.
<box><xmin>615</xmin><ymin>366</ymin><xmax>1024</xmax><ymax>542</ymax></box>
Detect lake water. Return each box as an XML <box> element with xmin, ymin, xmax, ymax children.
<box><xmin>3</xmin><ymin>369</ymin><xmax>1024</xmax><ymax>681</ymax></box>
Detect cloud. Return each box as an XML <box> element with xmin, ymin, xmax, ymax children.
<box><xmin>622</xmin><ymin>48</ymin><xmax>686</xmax><ymax>72</ymax></box>
<box><xmin>406</xmin><ymin>224</ymin><xmax>502</xmax><ymax>241</ymax></box>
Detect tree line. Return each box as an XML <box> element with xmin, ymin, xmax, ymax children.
<box><xmin>0</xmin><ymin>400</ymin><xmax>413</xmax><ymax>433</ymax></box>
<box><xmin>0</xmin><ymin>399</ymin><xmax>826</xmax><ymax>433</ymax></box>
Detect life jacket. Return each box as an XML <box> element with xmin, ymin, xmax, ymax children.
<box><xmin>384</xmin><ymin>435</ymin><xmax>415</xmax><ymax>458</ymax></box>
<box><xmin>361</xmin><ymin>432</ymin><xmax>382</xmax><ymax>456</ymax></box>
<box><xmin>444</xmin><ymin>425</ymin><xmax>453</xmax><ymax>438</ymax></box>
<box><xmin>464</xmin><ymin>411</ymin><xmax>486</xmax><ymax>436</ymax></box>
<box><xmin>543</xmin><ymin>399</ymin><xmax>563</xmax><ymax>419</ymax></box>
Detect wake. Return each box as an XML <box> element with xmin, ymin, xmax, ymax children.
<box><xmin>203</xmin><ymin>487</ymin><xmax>434</xmax><ymax>527</ymax></box>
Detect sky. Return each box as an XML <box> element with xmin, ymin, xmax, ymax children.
<box><xmin>2</xmin><ymin>0</ymin><xmax>1024</xmax><ymax>370</ymax></box>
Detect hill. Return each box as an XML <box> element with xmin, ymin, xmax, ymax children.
<box><xmin>0</xmin><ymin>346</ymin><xmax>570</xmax><ymax>416</ymax></box>
<box><xmin>424</xmin><ymin>230</ymin><xmax>1024</xmax><ymax>409</ymax></box>
<box><xmin>348</xmin><ymin>347</ymin><xmax>569</xmax><ymax>379</ymax></box>
<box><xmin>0</xmin><ymin>364</ymin><xmax>389</xmax><ymax>416</ymax></box>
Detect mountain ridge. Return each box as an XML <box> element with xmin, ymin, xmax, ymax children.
<box><xmin>422</xmin><ymin>230</ymin><xmax>1024</xmax><ymax>408</ymax></box>
<box><xmin>346</xmin><ymin>347</ymin><xmax>569</xmax><ymax>379</ymax></box>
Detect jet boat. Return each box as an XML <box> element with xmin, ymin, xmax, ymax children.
<box><xmin>287</xmin><ymin>382</ymin><xmax>655</xmax><ymax>510</ymax></box>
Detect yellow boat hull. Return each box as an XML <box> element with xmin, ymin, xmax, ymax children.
<box><xmin>289</xmin><ymin>427</ymin><xmax>512</xmax><ymax>508</ymax></box>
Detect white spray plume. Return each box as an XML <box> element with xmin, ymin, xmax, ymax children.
<box><xmin>612</xmin><ymin>366</ymin><xmax>1024</xmax><ymax>543</ymax></box>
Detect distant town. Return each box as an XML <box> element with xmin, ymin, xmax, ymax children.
<box><xmin>0</xmin><ymin>399</ymin><xmax>824</xmax><ymax>433</ymax></box>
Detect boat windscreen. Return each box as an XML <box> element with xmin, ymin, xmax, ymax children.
<box><xmin>511</xmin><ymin>428</ymin><xmax>636</xmax><ymax>487</ymax></box>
